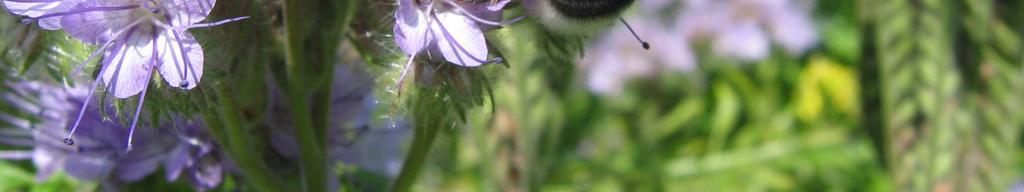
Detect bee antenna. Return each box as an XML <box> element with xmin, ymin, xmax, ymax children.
<box><xmin>619</xmin><ymin>18</ymin><xmax>650</xmax><ymax>50</ymax></box>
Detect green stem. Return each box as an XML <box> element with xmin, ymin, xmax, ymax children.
<box><xmin>280</xmin><ymin>0</ymin><xmax>356</xmax><ymax>190</ymax></box>
<box><xmin>311</xmin><ymin>63</ymin><xmax>334</xmax><ymax>150</ymax></box>
<box><xmin>212</xmin><ymin>89</ymin><xmax>286</xmax><ymax>192</ymax></box>
<box><xmin>391</xmin><ymin>119</ymin><xmax>441</xmax><ymax>192</ymax></box>
<box><xmin>285</xmin><ymin>93</ymin><xmax>328</xmax><ymax>192</ymax></box>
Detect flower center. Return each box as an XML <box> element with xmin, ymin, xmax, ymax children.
<box><xmin>142</xmin><ymin>0</ymin><xmax>162</xmax><ymax>15</ymax></box>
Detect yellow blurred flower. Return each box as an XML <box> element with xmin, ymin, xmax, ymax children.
<box><xmin>795</xmin><ymin>55</ymin><xmax>860</xmax><ymax>122</ymax></box>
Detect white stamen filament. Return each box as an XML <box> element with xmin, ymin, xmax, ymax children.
<box><xmin>149</xmin><ymin>16</ymin><xmax>250</xmax><ymax>32</ymax></box>
<box><xmin>397</xmin><ymin>53</ymin><xmax>417</xmax><ymax>96</ymax></box>
<box><xmin>63</xmin><ymin>66</ymin><xmax>106</xmax><ymax>145</ymax></box>
<box><xmin>125</xmin><ymin>28</ymin><xmax>161</xmax><ymax>152</ymax></box>
<box><xmin>125</xmin><ymin>74</ymin><xmax>151</xmax><ymax>152</ymax></box>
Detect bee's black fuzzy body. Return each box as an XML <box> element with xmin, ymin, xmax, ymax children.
<box><xmin>550</xmin><ymin>0</ymin><xmax>634</xmax><ymax>20</ymax></box>
<box><xmin>526</xmin><ymin>0</ymin><xmax>636</xmax><ymax>34</ymax></box>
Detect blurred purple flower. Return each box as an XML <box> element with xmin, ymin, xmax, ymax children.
<box><xmin>580</xmin><ymin>20</ymin><xmax>696</xmax><ymax>95</ymax></box>
<box><xmin>712</xmin><ymin>21</ymin><xmax>771</xmax><ymax>60</ymax></box>
<box><xmin>678</xmin><ymin>0</ymin><xmax>818</xmax><ymax>60</ymax></box>
<box><xmin>0</xmin><ymin>80</ymin><xmax>225</xmax><ymax>189</ymax></box>
<box><xmin>267</xmin><ymin>63</ymin><xmax>410</xmax><ymax>180</ymax></box>
<box><xmin>394</xmin><ymin>0</ymin><xmax>511</xmax><ymax>68</ymax></box>
<box><xmin>161</xmin><ymin>118</ymin><xmax>225</xmax><ymax>190</ymax></box>
<box><xmin>579</xmin><ymin>0</ymin><xmax>817</xmax><ymax>95</ymax></box>
<box><xmin>41</xmin><ymin>0</ymin><xmax>245</xmax><ymax>151</ymax></box>
<box><xmin>2</xmin><ymin>0</ymin><xmax>81</xmax><ymax>29</ymax></box>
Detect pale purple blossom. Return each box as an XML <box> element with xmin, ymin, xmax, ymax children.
<box><xmin>0</xmin><ymin>80</ymin><xmax>225</xmax><ymax>189</ymax></box>
<box><xmin>21</xmin><ymin>0</ymin><xmax>246</xmax><ymax>151</ymax></box>
<box><xmin>580</xmin><ymin>20</ymin><xmax>695</xmax><ymax>95</ymax></box>
<box><xmin>677</xmin><ymin>0</ymin><xmax>818</xmax><ymax>60</ymax></box>
<box><xmin>394</xmin><ymin>0</ymin><xmax>511</xmax><ymax>67</ymax></box>
<box><xmin>712</xmin><ymin>20</ymin><xmax>771</xmax><ymax>61</ymax></box>
<box><xmin>268</xmin><ymin>63</ymin><xmax>410</xmax><ymax>181</ymax></box>
<box><xmin>579</xmin><ymin>0</ymin><xmax>818</xmax><ymax>95</ymax></box>
<box><xmin>393</xmin><ymin>0</ymin><xmax>517</xmax><ymax>85</ymax></box>
<box><xmin>161</xmin><ymin>118</ymin><xmax>225</xmax><ymax>190</ymax></box>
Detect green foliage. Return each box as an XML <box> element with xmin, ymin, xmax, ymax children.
<box><xmin>407</xmin><ymin>4</ymin><xmax>887</xmax><ymax>191</ymax></box>
<box><xmin>863</xmin><ymin>0</ymin><xmax>1024</xmax><ymax>190</ymax></box>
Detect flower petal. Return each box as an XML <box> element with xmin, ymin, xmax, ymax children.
<box><xmin>766</xmin><ymin>7</ymin><xmax>817</xmax><ymax>55</ymax></box>
<box><xmin>394</xmin><ymin>0</ymin><xmax>432</xmax><ymax>55</ymax></box>
<box><xmin>32</xmin><ymin>149</ymin><xmax>63</xmax><ymax>181</ymax></box>
<box><xmin>101</xmin><ymin>25</ymin><xmax>156</xmax><ymax>98</ymax></box>
<box><xmin>36</xmin><ymin>0</ymin><xmax>80</xmax><ymax>30</ymax></box>
<box><xmin>163</xmin><ymin>144</ymin><xmax>191</xmax><ymax>181</ymax></box>
<box><xmin>4</xmin><ymin>0</ymin><xmax>81</xmax><ymax>30</ymax></box>
<box><xmin>3</xmin><ymin>0</ymin><xmax>62</xmax><ymax>17</ymax></box>
<box><xmin>191</xmin><ymin>157</ymin><xmax>223</xmax><ymax>189</ymax></box>
<box><xmin>161</xmin><ymin>0</ymin><xmax>214</xmax><ymax>26</ymax></box>
<box><xmin>460</xmin><ymin>0</ymin><xmax>510</xmax><ymax>31</ymax></box>
<box><xmin>59</xmin><ymin>0</ymin><xmax>138</xmax><ymax>44</ymax></box>
<box><xmin>157</xmin><ymin>30</ymin><xmax>203</xmax><ymax>89</ymax></box>
<box><xmin>461</xmin><ymin>0</ymin><xmax>510</xmax><ymax>17</ymax></box>
<box><xmin>712</xmin><ymin>21</ymin><xmax>770</xmax><ymax>61</ymax></box>
<box><xmin>431</xmin><ymin>13</ymin><xmax>488</xmax><ymax>67</ymax></box>
<box><xmin>115</xmin><ymin>156</ymin><xmax>161</xmax><ymax>181</ymax></box>
<box><xmin>64</xmin><ymin>154</ymin><xmax>115</xmax><ymax>181</ymax></box>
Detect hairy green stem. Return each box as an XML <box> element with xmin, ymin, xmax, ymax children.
<box><xmin>281</xmin><ymin>0</ymin><xmax>357</xmax><ymax>190</ymax></box>
<box><xmin>391</xmin><ymin>120</ymin><xmax>441</xmax><ymax>192</ymax></box>
<box><xmin>213</xmin><ymin>89</ymin><xmax>286</xmax><ymax>192</ymax></box>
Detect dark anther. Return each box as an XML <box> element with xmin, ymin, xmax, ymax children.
<box><xmin>63</xmin><ymin>138</ymin><xmax>75</xmax><ymax>145</ymax></box>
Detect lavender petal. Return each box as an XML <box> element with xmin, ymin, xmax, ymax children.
<box><xmin>431</xmin><ymin>13</ymin><xmax>488</xmax><ymax>67</ymax></box>
<box><xmin>59</xmin><ymin>0</ymin><xmax>138</xmax><ymax>44</ymax></box>
<box><xmin>99</xmin><ymin>25</ymin><xmax>156</xmax><ymax>98</ymax></box>
<box><xmin>156</xmin><ymin>30</ymin><xmax>204</xmax><ymax>90</ymax></box>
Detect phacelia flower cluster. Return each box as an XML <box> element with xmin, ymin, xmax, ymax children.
<box><xmin>0</xmin><ymin>80</ymin><xmax>227</xmax><ymax>190</ymax></box>
<box><xmin>2</xmin><ymin>0</ymin><xmax>245</xmax><ymax>151</ymax></box>
<box><xmin>393</xmin><ymin>0</ymin><xmax>519</xmax><ymax>83</ymax></box>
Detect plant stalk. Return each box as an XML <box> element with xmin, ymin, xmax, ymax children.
<box><xmin>213</xmin><ymin>88</ymin><xmax>286</xmax><ymax>192</ymax></box>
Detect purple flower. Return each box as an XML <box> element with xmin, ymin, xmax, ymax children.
<box><xmin>24</xmin><ymin>0</ymin><xmax>246</xmax><ymax>151</ymax></box>
<box><xmin>2</xmin><ymin>0</ymin><xmax>81</xmax><ymax>29</ymax></box>
<box><xmin>267</xmin><ymin>63</ymin><xmax>410</xmax><ymax>181</ymax></box>
<box><xmin>1</xmin><ymin>80</ymin><xmax>225</xmax><ymax>189</ymax></box>
<box><xmin>579</xmin><ymin>20</ymin><xmax>695</xmax><ymax>95</ymax></box>
<box><xmin>161</xmin><ymin>118</ymin><xmax>225</xmax><ymax>190</ymax></box>
<box><xmin>712</xmin><ymin>20</ymin><xmax>771</xmax><ymax>61</ymax></box>
<box><xmin>394</xmin><ymin>0</ymin><xmax>512</xmax><ymax>68</ymax></box>
<box><xmin>32</xmin><ymin>98</ymin><xmax>178</xmax><ymax>182</ymax></box>
<box><xmin>677</xmin><ymin>0</ymin><xmax>817</xmax><ymax>60</ymax></box>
